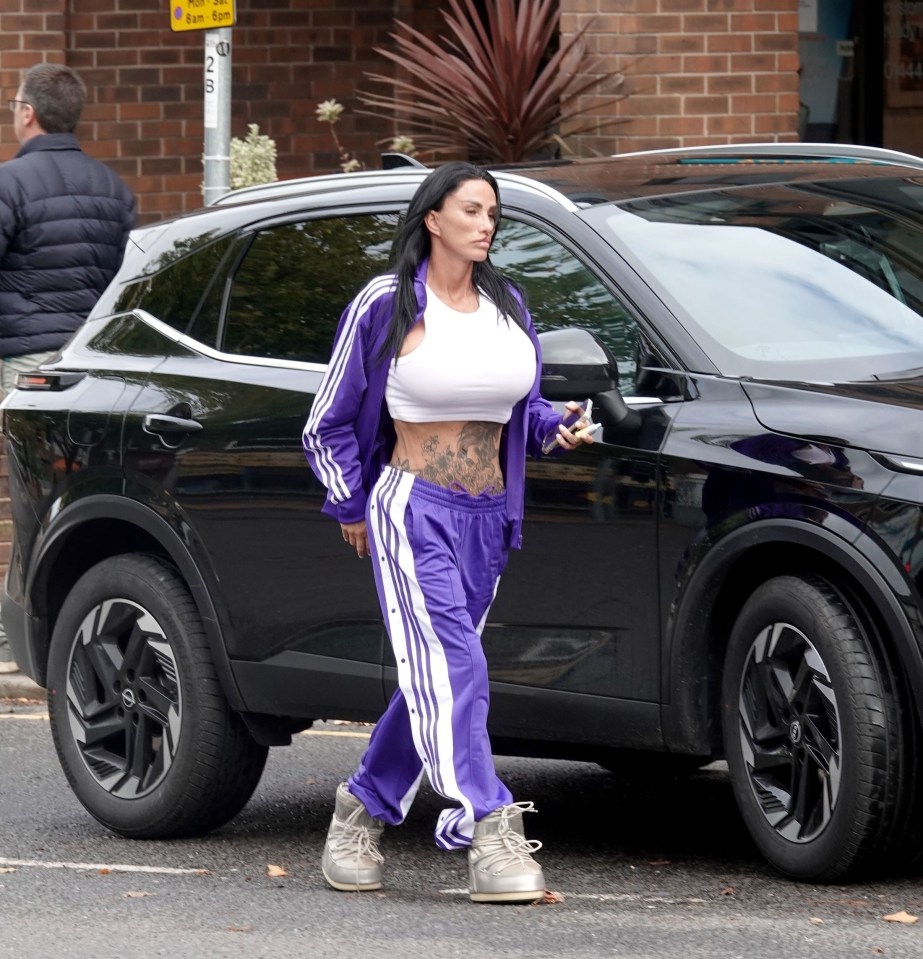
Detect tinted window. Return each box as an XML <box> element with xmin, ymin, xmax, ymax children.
<box><xmin>110</xmin><ymin>233</ymin><xmax>235</xmax><ymax>337</ymax></box>
<box><xmin>491</xmin><ymin>219</ymin><xmax>639</xmax><ymax>391</ymax></box>
<box><xmin>223</xmin><ymin>214</ymin><xmax>400</xmax><ymax>363</ymax></box>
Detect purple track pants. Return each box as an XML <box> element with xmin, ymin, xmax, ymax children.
<box><xmin>347</xmin><ymin>466</ymin><xmax>514</xmax><ymax>850</ymax></box>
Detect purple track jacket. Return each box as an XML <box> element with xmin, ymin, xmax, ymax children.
<box><xmin>302</xmin><ymin>259</ymin><xmax>562</xmax><ymax>550</ymax></box>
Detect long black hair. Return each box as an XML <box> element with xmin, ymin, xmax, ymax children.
<box><xmin>378</xmin><ymin>162</ymin><xmax>527</xmax><ymax>362</ymax></box>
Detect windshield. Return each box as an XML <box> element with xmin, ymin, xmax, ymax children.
<box><xmin>590</xmin><ymin>176</ymin><xmax>923</xmax><ymax>381</ymax></box>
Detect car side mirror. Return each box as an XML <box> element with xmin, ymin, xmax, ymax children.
<box><xmin>539</xmin><ymin>327</ymin><xmax>641</xmax><ymax>434</ymax></box>
<box><xmin>538</xmin><ymin>327</ymin><xmax>618</xmax><ymax>400</ymax></box>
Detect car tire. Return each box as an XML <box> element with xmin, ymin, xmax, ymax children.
<box><xmin>721</xmin><ymin>573</ymin><xmax>908</xmax><ymax>881</ymax></box>
<box><xmin>47</xmin><ymin>553</ymin><xmax>269</xmax><ymax>839</ymax></box>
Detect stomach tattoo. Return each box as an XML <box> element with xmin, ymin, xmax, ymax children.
<box><xmin>391</xmin><ymin>421</ymin><xmax>505</xmax><ymax>493</ymax></box>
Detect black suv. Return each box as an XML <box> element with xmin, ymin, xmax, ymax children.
<box><xmin>6</xmin><ymin>144</ymin><xmax>923</xmax><ymax>883</ymax></box>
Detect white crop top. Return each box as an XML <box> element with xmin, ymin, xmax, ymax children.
<box><xmin>385</xmin><ymin>287</ymin><xmax>536</xmax><ymax>424</ymax></box>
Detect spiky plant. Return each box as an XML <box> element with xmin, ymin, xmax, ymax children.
<box><xmin>358</xmin><ymin>0</ymin><xmax>626</xmax><ymax>163</ymax></box>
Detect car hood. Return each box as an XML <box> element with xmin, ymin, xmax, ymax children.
<box><xmin>741</xmin><ymin>378</ymin><xmax>923</xmax><ymax>459</ymax></box>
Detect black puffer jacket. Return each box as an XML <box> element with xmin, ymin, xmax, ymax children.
<box><xmin>0</xmin><ymin>133</ymin><xmax>136</xmax><ymax>358</ymax></box>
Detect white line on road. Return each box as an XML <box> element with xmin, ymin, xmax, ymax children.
<box><xmin>438</xmin><ymin>888</ymin><xmax>708</xmax><ymax>904</ymax></box>
<box><xmin>0</xmin><ymin>713</ymin><xmax>48</xmax><ymax>720</ymax></box>
<box><xmin>299</xmin><ymin>728</ymin><xmax>372</xmax><ymax>739</ymax></box>
<box><xmin>0</xmin><ymin>857</ymin><xmax>209</xmax><ymax>876</ymax></box>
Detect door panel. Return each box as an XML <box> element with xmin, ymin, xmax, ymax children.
<box><xmin>121</xmin><ymin>352</ymin><xmax>386</xmax><ymax>716</ymax></box>
<box><xmin>120</xmin><ymin>211</ymin><xmax>402</xmax><ymax>719</ymax></box>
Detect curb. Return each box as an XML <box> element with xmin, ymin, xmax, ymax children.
<box><xmin>0</xmin><ymin>672</ymin><xmax>45</xmax><ymax>701</ymax></box>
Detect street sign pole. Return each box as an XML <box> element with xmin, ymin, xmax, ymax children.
<box><xmin>203</xmin><ymin>28</ymin><xmax>232</xmax><ymax>205</ymax></box>
<box><xmin>169</xmin><ymin>1</ymin><xmax>236</xmax><ymax>205</ymax></box>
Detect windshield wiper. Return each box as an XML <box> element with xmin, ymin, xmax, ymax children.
<box><xmin>872</xmin><ymin>366</ymin><xmax>923</xmax><ymax>381</ymax></box>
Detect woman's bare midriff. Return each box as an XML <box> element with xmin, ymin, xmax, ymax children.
<box><xmin>390</xmin><ymin>420</ymin><xmax>505</xmax><ymax>493</ymax></box>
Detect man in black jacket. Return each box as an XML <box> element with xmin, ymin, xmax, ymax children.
<box><xmin>0</xmin><ymin>62</ymin><xmax>136</xmax><ymax>390</ymax></box>
<box><xmin>0</xmin><ymin>63</ymin><xmax>136</xmax><ymax>673</ymax></box>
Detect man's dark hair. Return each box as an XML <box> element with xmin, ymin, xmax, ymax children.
<box><xmin>22</xmin><ymin>63</ymin><xmax>86</xmax><ymax>134</ymax></box>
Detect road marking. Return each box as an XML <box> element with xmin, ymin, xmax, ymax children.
<box><xmin>299</xmin><ymin>728</ymin><xmax>372</xmax><ymax>739</ymax></box>
<box><xmin>438</xmin><ymin>888</ymin><xmax>708</xmax><ymax>904</ymax></box>
<box><xmin>0</xmin><ymin>857</ymin><xmax>208</xmax><ymax>876</ymax></box>
<box><xmin>0</xmin><ymin>712</ymin><xmax>48</xmax><ymax>720</ymax></box>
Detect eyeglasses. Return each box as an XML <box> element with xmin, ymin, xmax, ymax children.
<box><xmin>8</xmin><ymin>99</ymin><xmax>31</xmax><ymax>112</ymax></box>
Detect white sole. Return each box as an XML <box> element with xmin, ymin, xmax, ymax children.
<box><xmin>469</xmin><ymin>888</ymin><xmax>544</xmax><ymax>903</ymax></box>
<box><xmin>322</xmin><ymin>868</ymin><xmax>382</xmax><ymax>892</ymax></box>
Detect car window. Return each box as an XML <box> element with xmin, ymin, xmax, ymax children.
<box><xmin>108</xmin><ymin>234</ymin><xmax>237</xmax><ymax>336</ymax></box>
<box><xmin>222</xmin><ymin>214</ymin><xmax>400</xmax><ymax>363</ymax></box>
<box><xmin>595</xmin><ymin>178</ymin><xmax>923</xmax><ymax>382</ymax></box>
<box><xmin>491</xmin><ymin>219</ymin><xmax>639</xmax><ymax>393</ymax></box>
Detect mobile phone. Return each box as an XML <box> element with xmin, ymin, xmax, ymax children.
<box><xmin>542</xmin><ymin>399</ymin><xmax>592</xmax><ymax>453</ymax></box>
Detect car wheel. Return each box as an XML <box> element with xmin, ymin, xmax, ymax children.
<box><xmin>721</xmin><ymin>573</ymin><xmax>908</xmax><ymax>881</ymax></box>
<box><xmin>47</xmin><ymin>553</ymin><xmax>269</xmax><ymax>838</ymax></box>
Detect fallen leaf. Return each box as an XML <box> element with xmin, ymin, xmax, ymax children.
<box><xmin>809</xmin><ymin>917</ymin><xmax>824</xmax><ymax>925</ymax></box>
<box><xmin>227</xmin><ymin>925</ymin><xmax>253</xmax><ymax>933</ymax></box>
<box><xmin>541</xmin><ymin>889</ymin><xmax>565</xmax><ymax>904</ymax></box>
<box><xmin>0</xmin><ymin>867</ymin><xmax>16</xmax><ymax>874</ymax></box>
<box><xmin>123</xmin><ymin>891</ymin><xmax>154</xmax><ymax>899</ymax></box>
<box><xmin>98</xmin><ymin>868</ymin><xmax>111</xmax><ymax>876</ymax></box>
<box><xmin>882</xmin><ymin>910</ymin><xmax>918</xmax><ymax>924</ymax></box>
<box><xmin>871</xmin><ymin>949</ymin><xmax>885</xmax><ymax>955</ymax></box>
<box><xmin>194</xmin><ymin>869</ymin><xmax>210</xmax><ymax>876</ymax></box>
<box><xmin>266</xmin><ymin>863</ymin><xmax>288</xmax><ymax>878</ymax></box>
<box><xmin>647</xmin><ymin>859</ymin><xmax>671</xmax><ymax>867</ymax></box>
<box><xmin>720</xmin><ymin>886</ymin><xmax>735</xmax><ymax>897</ymax></box>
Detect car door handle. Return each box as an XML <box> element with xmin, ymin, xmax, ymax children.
<box><xmin>142</xmin><ymin>413</ymin><xmax>204</xmax><ymax>437</ymax></box>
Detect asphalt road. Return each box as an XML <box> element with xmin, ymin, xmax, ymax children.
<box><xmin>2</xmin><ymin>696</ymin><xmax>922</xmax><ymax>959</ymax></box>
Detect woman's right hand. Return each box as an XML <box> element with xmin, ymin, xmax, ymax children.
<box><xmin>340</xmin><ymin>520</ymin><xmax>369</xmax><ymax>558</ymax></box>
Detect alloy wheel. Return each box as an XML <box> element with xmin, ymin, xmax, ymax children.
<box><xmin>65</xmin><ymin>598</ymin><xmax>182</xmax><ymax>799</ymax></box>
<box><xmin>736</xmin><ymin>620</ymin><xmax>841</xmax><ymax>843</ymax></box>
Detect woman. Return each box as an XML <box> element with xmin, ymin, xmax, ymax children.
<box><xmin>303</xmin><ymin>162</ymin><xmax>596</xmax><ymax>903</ymax></box>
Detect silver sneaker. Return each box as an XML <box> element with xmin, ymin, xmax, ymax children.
<box><xmin>321</xmin><ymin>782</ymin><xmax>385</xmax><ymax>892</ymax></box>
<box><xmin>468</xmin><ymin>801</ymin><xmax>545</xmax><ymax>903</ymax></box>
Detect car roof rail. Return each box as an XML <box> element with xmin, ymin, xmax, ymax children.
<box><xmin>206</xmin><ymin>160</ymin><xmax>578</xmax><ymax>212</ymax></box>
<box><xmin>615</xmin><ymin>141</ymin><xmax>923</xmax><ymax>172</ymax></box>
<box><xmin>208</xmin><ymin>167</ymin><xmax>430</xmax><ymax>207</ymax></box>
<box><xmin>381</xmin><ymin>152</ymin><xmax>428</xmax><ymax>170</ymax></box>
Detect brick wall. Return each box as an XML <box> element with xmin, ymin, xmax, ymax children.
<box><xmin>0</xmin><ymin>0</ymin><xmax>431</xmax><ymax>224</ymax></box>
<box><xmin>0</xmin><ymin>0</ymin><xmax>803</xmax><ymax>218</ymax></box>
<box><xmin>559</xmin><ymin>0</ymin><xmax>800</xmax><ymax>155</ymax></box>
<box><xmin>0</xmin><ymin>0</ymin><xmax>65</xmax><ymax>158</ymax></box>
